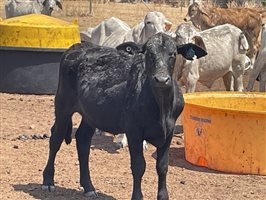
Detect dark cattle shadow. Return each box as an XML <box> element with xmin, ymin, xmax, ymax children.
<box><xmin>91</xmin><ymin>133</ymin><xmax>120</xmax><ymax>154</ymax></box>
<box><xmin>173</xmin><ymin>125</ymin><xmax>183</xmax><ymax>134</ymax></box>
<box><xmin>13</xmin><ymin>183</ymin><xmax>117</xmax><ymax>200</ymax></box>
<box><xmin>72</xmin><ymin>128</ymin><xmax>120</xmax><ymax>154</ymax></box>
<box><xmin>169</xmin><ymin>146</ymin><xmax>227</xmax><ymax>174</ymax></box>
<box><xmin>71</xmin><ymin>124</ymin><xmax>183</xmax><ymax>155</ymax></box>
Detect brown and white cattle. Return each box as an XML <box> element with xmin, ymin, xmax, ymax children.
<box><xmin>184</xmin><ymin>2</ymin><xmax>264</xmax><ymax>65</ymax></box>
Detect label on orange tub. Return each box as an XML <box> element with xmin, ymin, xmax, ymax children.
<box><xmin>190</xmin><ymin>115</ymin><xmax>211</xmax><ymax>123</ymax></box>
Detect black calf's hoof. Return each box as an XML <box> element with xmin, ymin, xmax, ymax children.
<box><xmin>84</xmin><ymin>191</ymin><xmax>98</xmax><ymax>197</ymax></box>
<box><xmin>41</xmin><ymin>185</ymin><xmax>55</xmax><ymax>192</ymax></box>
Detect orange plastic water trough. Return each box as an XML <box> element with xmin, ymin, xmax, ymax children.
<box><xmin>182</xmin><ymin>92</ymin><xmax>266</xmax><ymax>175</ymax></box>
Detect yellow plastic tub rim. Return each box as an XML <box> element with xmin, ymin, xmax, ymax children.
<box><xmin>182</xmin><ymin>92</ymin><xmax>266</xmax><ymax>175</ymax></box>
<box><xmin>0</xmin><ymin>14</ymin><xmax>80</xmax><ymax>49</ymax></box>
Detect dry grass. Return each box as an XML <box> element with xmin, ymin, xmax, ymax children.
<box><xmin>0</xmin><ymin>0</ymin><xmax>4</xmax><ymax>18</ymax></box>
<box><xmin>52</xmin><ymin>2</ymin><xmax>188</xmax><ymax>31</ymax></box>
<box><xmin>0</xmin><ymin>1</ymin><xmax>187</xmax><ymax>30</ymax></box>
<box><xmin>1</xmin><ymin>1</ymin><xmax>264</xmax><ymax>29</ymax></box>
<box><xmin>228</xmin><ymin>0</ymin><xmax>263</xmax><ymax>8</ymax></box>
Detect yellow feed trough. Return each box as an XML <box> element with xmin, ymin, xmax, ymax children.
<box><xmin>0</xmin><ymin>14</ymin><xmax>80</xmax><ymax>94</ymax></box>
<box><xmin>183</xmin><ymin>92</ymin><xmax>266</xmax><ymax>175</ymax></box>
<box><xmin>0</xmin><ymin>14</ymin><xmax>80</xmax><ymax>48</ymax></box>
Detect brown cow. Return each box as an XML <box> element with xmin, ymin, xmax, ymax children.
<box><xmin>184</xmin><ymin>2</ymin><xmax>264</xmax><ymax>65</ymax></box>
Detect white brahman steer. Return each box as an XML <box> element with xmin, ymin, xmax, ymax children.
<box><xmin>174</xmin><ymin>23</ymin><xmax>249</xmax><ymax>92</ymax></box>
<box><xmin>5</xmin><ymin>0</ymin><xmax>62</xmax><ymax>18</ymax></box>
<box><xmin>123</xmin><ymin>11</ymin><xmax>172</xmax><ymax>44</ymax></box>
<box><xmin>247</xmin><ymin>24</ymin><xmax>266</xmax><ymax>92</ymax></box>
<box><xmin>81</xmin><ymin>11</ymin><xmax>172</xmax><ymax>48</ymax></box>
<box><xmin>81</xmin><ymin>17</ymin><xmax>131</xmax><ymax>47</ymax></box>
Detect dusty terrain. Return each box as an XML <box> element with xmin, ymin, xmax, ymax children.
<box><xmin>0</xmin><ymin>2</ymin><xmax>265</xmax><ymax>200</ymax></box>
<box><xmin>1</xmin><ymin>92</ymin><xmax>266</xmax><ymax>200</ymax></box>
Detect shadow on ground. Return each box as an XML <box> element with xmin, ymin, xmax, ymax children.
<box><xmin>72</xmin><ymin>127</ymin><xmax>120</xmax><ymax>154</ymax></box>
<box><xmin>91</xmin><ymin>133</ymin><xmax>120</xmax><ymax>154</ymax></box>
<box><xmin>169</xmin><ymin>146</ymin><xmax>225</xmax><ymax>174</ymax></box>
<box><xmin>13</xmin><ymin>183</ymin><xmax>117</xmax><ymax>200</ymax></box>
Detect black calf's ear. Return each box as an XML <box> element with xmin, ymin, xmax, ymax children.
<box><xmin>140</xmin><ymin>42</ymin><xmax>147</xmax><ymax>54</ymax></box>
<box><xmin>176</xmin><ymin>43</ymin><xmax>207</xmax><ymax>60</ymax></box>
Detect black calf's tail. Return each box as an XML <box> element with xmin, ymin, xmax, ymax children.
<box><xmin>65</xmin><ymin>120</ymin><xmax>73</xmax><ymax>145</ymax></box>
<box><xmin>50</xmin><ymin>120</ymin><xmax>73</xmax><ymax>145</ymax></box>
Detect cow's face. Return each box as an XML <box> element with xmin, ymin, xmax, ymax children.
<box><xmin>145</xmin><ymin>12</ymin><xmax>172</xmax><ymax>32</ymax></box>
<box><xmin>144</xmin><ymin>34</ymin><xmax>176</xmax><ymax>89</ymax></box>
<box><xmin>42</xmin><ymin>0</ymin><xmax>62</xmax><ymax>15</ymax></box>
<box><xmin>143</xmin><ymin>33</ymin><xmax>207</xmax><ymax>90</ymax></box>
<box><xmin>184</xmin><ymin>3</ymin><xmax>200</xmax><ymax>22</ymax></box>
<box><xmin>142</xmin><ymin>11</ymin><xmax>172</xmax><ymax>43</ymax></box>
<box><xmin>175</xmin><ymin>23</ymin><xmax>198</xmax><ymax>45</ymax></box>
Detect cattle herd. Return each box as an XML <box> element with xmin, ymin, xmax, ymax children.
<box><xmin>3</xmin><ymin>0</ymin><xmax>266</xmax><ymax>199</ymax></box>
<box><xmin>5</xmin><ymin>0</ymin><xmax>62</xmax><ymax>18</ymax></box>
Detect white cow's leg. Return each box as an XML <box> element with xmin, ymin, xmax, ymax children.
<box><xmin>232</xmin><ymin>62</ymin><xmax>244</xmax><ymax>91</ymax></box>
<box><xmin>186</xmin><ymin>77</ymin><xmax>198</xmax><ymax>93</ymax></box>
<box><xmin>185</xmin><ymin>63</ymin><xmax>199</xmax><ymax>93</ymax></box>
<box><xmin>234</xmin><ymin>74</ymin><xmax>244</xmax><ymax>91</ymax></box>
<box><xmin>247</xmin><ymin>76</ymin><xmax>256</xmax><ymax>91</ymax></box>
<box><xmin>114</xmin><ymin>134</ymin><xmax>148</xmax><ymax>150</ymax></box>
<box><xmin>247</xmin><ymin>80</ymin><xmax>255</xmax><ymax>91</ymax></box>
<box><xmin>114</xmin><ymin>134</ymin><xmax>128</xmax><ymax>148</ymax></box>
<box><xmin>223</xmin><ymin>72</ymin><xmax>234</xmax><ymax>91</ymax></box>
<box><xmin>94</xmin><ymin>128</ymin><xmax>104</xmax><ymax>135</ymax></box>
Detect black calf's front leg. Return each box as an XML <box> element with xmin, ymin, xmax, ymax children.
<box><xmin>127</xmin><ymin>129</ymin><xmax>146</xmax><ymax>200</ymax></box>
<box><xmin>156</xmin><ymin>134</ymin><xmax>173</xmax><ymax>200</ymax></box>
<box><xmin>75</xmin><ymin>119</ymin><xmax>97</xmax><ymax>197</ymax></box>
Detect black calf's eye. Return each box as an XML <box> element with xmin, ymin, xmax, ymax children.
<box><xmin>126</xmin><ymin>46</ymin><xmax>132</xmax><ymax>52</ymax></box>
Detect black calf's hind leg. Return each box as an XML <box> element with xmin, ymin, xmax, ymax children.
<box><xmin>42</xmin><ymin>116</ymin><xmax>72</xmax><ymax>191</ymax></box>
<box><xmin>75</xmin><ymin>119</ymin><xmax>97</xmax><ymax>197</ymax></box>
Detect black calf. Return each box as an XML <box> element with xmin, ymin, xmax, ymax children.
<box><xmin>42</xmin><ymin>33</ymin><xmax>207</xmax><ymax>200</ymax></box>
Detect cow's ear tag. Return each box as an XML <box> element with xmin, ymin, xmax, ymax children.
<box><xmin>185</xmin><ymin>48</ymin><xmax>196</xmax><ymax>60</ymax></box>
<box><xmin>177</xmin><ymin>43</ymin><xmax>207</xmax><ymax>60</ymax></box>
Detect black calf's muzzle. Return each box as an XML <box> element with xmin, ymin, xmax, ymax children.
<box><xmin>153</xmin><ymin>75</ymin><xmax>171</xmax><ymax>87</ymax></box>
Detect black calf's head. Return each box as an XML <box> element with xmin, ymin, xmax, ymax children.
<box><xmin>143</xmin><ymin>33</ymin><xmax>207</xmax><ymax>88</ymax></box>
<box><xmin>143</xmin><ymin>33</ymin><xmax>176</xmax><ymax>88</ymax></box>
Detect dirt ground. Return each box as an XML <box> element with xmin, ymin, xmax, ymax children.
<box><xmin>0</xmin><ymin>2</ymin><xmax>265</xmax><ymax>200</ymax></box>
